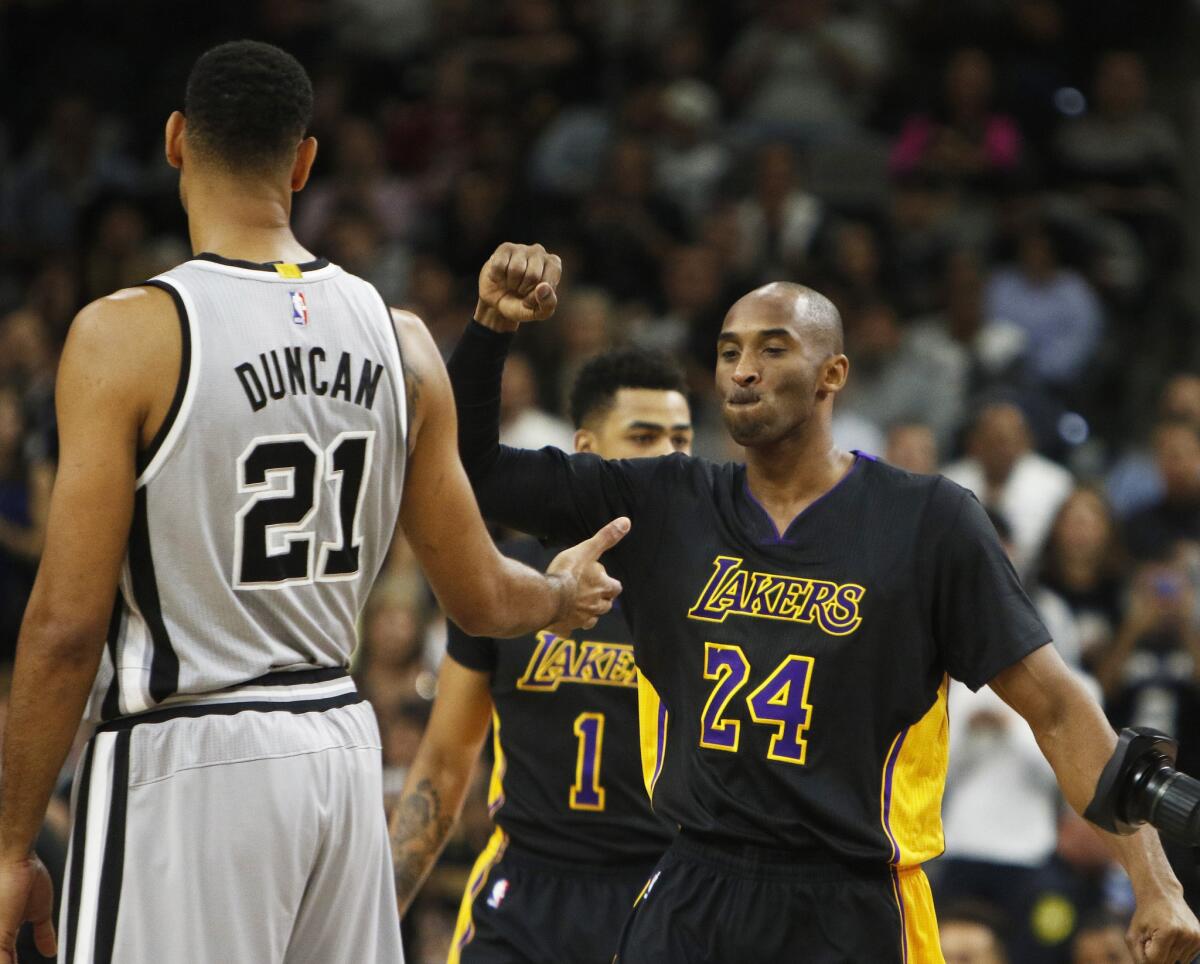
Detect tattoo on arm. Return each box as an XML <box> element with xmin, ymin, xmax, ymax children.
<box><xmin>390</xmin><ymin>777</ymin><xmax>455</xmax><ymax>908</ymax></box>
<box><xmin>402</xmin><ymin>354</ymin><xmax>422</xmax><ymax>442</ymax></box>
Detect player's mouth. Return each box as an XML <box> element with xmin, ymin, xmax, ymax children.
<box><xmin>727</xmin><ymin>390</ymin><xmax>762</xmax><ymax>407</ymax></box>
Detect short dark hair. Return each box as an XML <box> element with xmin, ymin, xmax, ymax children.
<box><xmin>184</xmin><ymin>40</ymin><xmax>313</xmax><ymax>173</ymax></box>
<box><xmin>569</xmin><ymin>347</ymin><xmax>688</xmax><ymax>428</ymax></box>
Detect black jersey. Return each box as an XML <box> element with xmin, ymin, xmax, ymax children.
<box><xmin>447</xmin><ymin>538</ymin><xmax>675</xmax><ymax>866</ymax></box>
<box><xmin>448</xmin><ymin>322</ymin><xmax>1051</xmax><ymax>868</ymax></box>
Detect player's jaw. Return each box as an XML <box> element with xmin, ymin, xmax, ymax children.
<box><xmin>720</xmin><ymin>366</ymin><xmax>818</xmax><ymax>448</ymax></box>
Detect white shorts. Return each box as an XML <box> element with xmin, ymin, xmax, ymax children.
<box><xmin>57</xmin><ymin>670</ymin><xmax>403</xmax><ymax>963</ymax></box>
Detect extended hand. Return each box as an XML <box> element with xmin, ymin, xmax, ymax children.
<box><xmin>0</xmin><ymin>854</ymin><xmax>55</xmax><ymax>964</ymax></box>
<box><xmin>546</xmin><ymin>517</ymin><xmax>630</xmax><ymax>634</ymax></box>
<box><xmin>475</xmin><ymin>242</ymin><xmax>563</xmax><ymax>333</ymax></box>
<box><xmin>1128</xmin><ymin>888</ymin><xmax>1200</xmax><ymax>963</ymax></box>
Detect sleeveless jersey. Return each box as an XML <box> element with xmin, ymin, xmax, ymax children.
<box><xmin>87</xmin><ymin>252</ymin><xmax>406</xmax><ymax>722</ymax></box>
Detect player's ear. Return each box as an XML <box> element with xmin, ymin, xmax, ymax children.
<box><xmin>574</xmin><ymin>428</ymin><xmax>596</xmax><ymax>454</ymax></box>
<box><xmin>817</xmin><ymin>354</ymin><xmax>849</xmax><ymax>399</ymax></box>
<box><xmin>165</xmin><ymin>111</ymin><xmax>186</xmax><ymax>170</ymax></box>
<box><xmin>292</xmin><ymin>136</ymin><xmax>318</xmax><ymax>192</ymax></box>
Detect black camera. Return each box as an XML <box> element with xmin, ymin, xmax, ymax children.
<box><xmin>1084</xmin><ymin>727</ymin><xmax>1200</xmax><ymax>844</ymax></box>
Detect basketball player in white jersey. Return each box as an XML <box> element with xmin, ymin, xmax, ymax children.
<box><xmin>0</xmin><ymin>41</ymin><xmax>626</xmax><ymax>964</ymax></box>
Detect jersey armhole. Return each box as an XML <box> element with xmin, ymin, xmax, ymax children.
<box><xmin>367</xmin><ymin>284</ymin><xmax>411</xmax><ymax>454</ymax></box>
<box><xmin>136</xmin><ymin>277</ymin><xmax>201</xmax><ymax>488</ymax></box>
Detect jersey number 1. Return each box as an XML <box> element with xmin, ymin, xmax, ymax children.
<box><xmin>570</xmin><ymin>712</ymin><xmax>606</xmax><ymax>811</ymax></box>
<box><xmin>234</xmin><ymin>431</ymin><xmax>374</xmax><ymax>588</ymax></box>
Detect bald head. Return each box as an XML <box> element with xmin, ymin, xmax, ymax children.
<box><xmin>724</xmin><ymin>282</ymin><xmax>844</xmax><ymax>356</ymax></box>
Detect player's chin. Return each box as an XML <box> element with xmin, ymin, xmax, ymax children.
<box><xmin>723</xmin><ymin>409</ymin><xmax>770</xmax><ymax>446</ymax></box>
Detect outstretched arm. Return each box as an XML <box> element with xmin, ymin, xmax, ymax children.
<box><xmin>448</xmin><ymin>243</ymin><xmax>647</xmax><ymax>546</ymax></box>
<box><xmin>395</xmin><ymin>307</ymin><xmax>625</xmax><ymax>637</ymax></box>
<box><xmin>991</xmin><ymin>645</ymin><xmax>1200</xmax><ymax>964</ymax></box>
<box><xmin>389</xmin><ymin>656</ymin><xmax>493</xmax><ymax>915</ymax></box>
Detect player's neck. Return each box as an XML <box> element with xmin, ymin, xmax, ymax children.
<box><xmin>744</xmin><ymin>431</ymin><xmax>854</xmax><ymax>532</ymax></box>
<box><xmin>185</xmin><ymin>177</ymin><xmax>315</xmax><ymax>266</ymax></box>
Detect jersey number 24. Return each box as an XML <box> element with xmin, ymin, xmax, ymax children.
<box><xmin>700</xmin><ymin>642</ymin><xmax>815</xmax><ymax>765</ymax></box>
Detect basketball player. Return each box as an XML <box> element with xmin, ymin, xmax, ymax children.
<box><xmin>447</xmin><ymin>242</ymin><xmax>1200</xmax><ymax>963</ymax></box>
<box><xmin>0</xmin><ymin>46</ymin><xmax>626</xmax><ymax>964</ymax></box>
<box><xmin>391</xmin><ymin>348</ymin><xmax>692</xmax><ymax>963</ymax></box>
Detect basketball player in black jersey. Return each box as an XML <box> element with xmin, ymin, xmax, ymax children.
<box><xmin>447</xmin><ymin>242</ymin><xmax>1200</xmax><ymax>963</ymax></box>
<box><xmin>0</xmin><ymin>47</ymin><xmax>625</xmax><ymax>964</ymax></box>
<box><xmin>390</xmin><ymin>349</ymin><xmax>692</xmax><ymax>963</ymax></box>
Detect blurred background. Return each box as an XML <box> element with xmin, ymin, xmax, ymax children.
<box><xmin>5</xmin><ymin>0</ymin><xmax>1200</xmax><ymax>961</ymax></box>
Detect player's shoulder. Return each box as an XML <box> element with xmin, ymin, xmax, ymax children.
<box><xmin>858</xmin><ymin>454</ymin><xmax>968</xmax><ymax>521</ymax></box>
<box><xmin>67</xmin><ymin>285</ymin><xmax>180</xmax><ymax>369</ymax></box>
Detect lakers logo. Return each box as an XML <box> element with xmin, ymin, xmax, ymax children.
<box><xmin>516</xmin><ymin>632</ymin><xmax>639</xmax><ymax>692</ymax></box>
<box><xmin>687</xmin><ymin>556</ymin><xmax>864</xmax><ymax>636</ymax></box>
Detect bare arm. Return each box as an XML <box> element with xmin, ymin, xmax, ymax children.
<box><xmin>0</xmin><ymin>287</ymin><xmax>179</xmax><ymax>962</ymax></box>
<box><xmin>393</xmin><ymin>308</ymin><xmax>625</xmax><ymax>637</ymax></box>
<box><xmin>991</xmin><ymin>644</ymin><xmax>1200</xmax><ymax>963</ymax></box>
<box><xmin>389</xmin><ymin>657</ymin><xmax>493</xmax><ymax>915</ymax></box>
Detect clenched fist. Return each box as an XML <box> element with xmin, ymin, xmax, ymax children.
<box><xmin>475</xmin><ymin>242</ymin><xmax>563</xmax><ymax>333</ymax></box>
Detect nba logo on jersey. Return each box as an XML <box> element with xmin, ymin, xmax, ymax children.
<box><xmin>290</xmin><ymin>290</ymin><xmax>310</xmax><ymax>327</ymax></box>
<box><xmin>486</xmin><ymin>878</ymin><xmax>509</xmax><ymax>909</ymax></box>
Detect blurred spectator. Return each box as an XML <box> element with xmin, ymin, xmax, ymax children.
<box><xmin>80</xmin><ymin>196</ymin><xmax>158</xmax><ymax>303</ymax></box>
<box><xmin>578</xmin><ymin>137</ymin><xmax>687</xmax><ymax>303</ymax></box>
<box><xmin>885</xmin><ymin>421</ymin><xmax>938</xmax><ymax>475</ymax></box>
<box><xmin>402</xmin><ymin>255</ymin><xmax>465</xmax><ymax>354</ymax></box>
<box><xmin>654</xmin><ymin>79</ymin><xmax>730</xmax><ymax>227</ymax></box>
<box><xmin>637</xmin><ymin>243</ymin><xmax>726</xmax><ymax>364</ymax></box>
<box><xmin>467</xmin><ymin>0</ymin><xmax>588</xmax><ymax>100</ymax></box>
<box><xmin>944</xmin><ymin>401</ymin><xmax>1074</xmax><ymax>576</ymax></box>
<box><xmin>908</xmin><ymin>251</ymin><xmax>1027</xmax><ymax>400</ymax></box>
<box><xmin>499</xmin><ymin>351</ymin><xmax>574</xmax><ymax>452</ymax></box>
<box><xmin>358</xmin><ymin>593</ymin><xmax>437</xmax><ymax>706</ymax></box>
<box><xmin>984</xmin><ymin>221</ymin><xmax>1103</xmax><ymax>394</ymax></box>
<box><xmin>999</xmin><ymin>0</ymin><xmax>1074</xmax><ymax>151</ymax></box>
<box><xmin>1</xmin><ymin>94</ymin><xmax>139</xmax><ymax>252</ymax></box>
<box><xmin>1071</xmin><ymin>911</ymin><xmax>1134</xmax><ymax>964</ymax></box>
<box><xmin>885</xmin><ymin>173</ymin><xmax>961</xmax><ymax>317</ymax></box>
<box><xmin>1006</xmin><ymin>810</ymin><xmax>1135</xmax><ymax>963</ymax></box>
<box><xmin>722</xmin><ymin>0</ymin><xmax>887</xmax><ymax>142</ymax></box>
<box><xmin>551</xmin><ymin>286</ymin><xmax>615</xmax><ymax>415</ymax></box>
<box><xmin>321</xmin><ymin>205</ymin><xmax>412</xmax><ymax>306</ymax></box>
<box><xmin>1054</xmin><ymin>51</ymin><xmax>1183</xmax><ymax>269</ymax></box>
<box><xmin>0</xmin><ymin>385</ymin><xmax>52</xmax><ymax>661</ymax></box>
<box><xmin>837</xmin><ymin>300</ymin><xmax>966</xmax><ymax>456</ymax></box>
<box><xmin>891</xmin><ymin>48</ymin><xmax>1022</xmax><ymax>191</ymax></box>
<box><xmin>1106</xmin><ymin>373</ymin><xmax>1200</xmax><ymax>519</ymax></box>
<box><xmin>809</xmin><ymin>219</ymin><xmax>886</xmax><ymax>310</ymax></box>
<box><xmin>733</xmin><ymin>143</ymin><xmax>825</xmax><ymax>284</ymax></box>
<box><xmin>1094</xmin><ymin>555</ymin><xmax>1200</xmax><ymax>754</ymax></box>
<box><xmin>938</xmin><ymin>900</ymin><xmax>1009</xmax><ymax>964</ymax></box>
<box><xmin>0</xmin><ymin>308</ymin><xmax>58</xmax><ymax>463</ymax></box>
<box><xmin>1123</xmin><ymin>419</ymin><xmax>1200</xmax><ymax>561</ymax></box>
<box><xmin>1038</xmin><ymin>488</ymin><xmax>1126</xmax><ymax>662</ymax></box>
<box><xmin>295</xmin><ymin>116</ymin><xmax>425</xmax><ymax>246</ymax></box>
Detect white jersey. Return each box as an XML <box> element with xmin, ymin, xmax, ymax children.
<box><xmin>88</xmin><ymin>252</ymin><xmax>406</xmax><ymax>722</ymax></box>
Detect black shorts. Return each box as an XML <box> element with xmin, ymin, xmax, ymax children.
<box><xmin>614</xmin><ymin>832</ymin><xmax>943</xmax><ymax>964</ymax></box>
<box><xmin>451</xmin><ymin>828</ymin><xmax>659</xmax><ymax>964</ymax></box>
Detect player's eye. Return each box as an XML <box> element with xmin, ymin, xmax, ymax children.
<box><xmin>631</xmin><ymin>434</ymin><xmax>655</xmax><ymax>445</ymax></box>
<box><xmin>672</xmin><ymin>434</ymin><xmax>691</xmax><ymax>450</ymax></box>
<box><xmin>719</xmin><ymin>348</ymin><xmax>739</xmax><ymax>361</ymax></box>
<box><xmin>763</xmin><ymin>345</ymin><xmax>786</xmax><ymax>356</ymax></box>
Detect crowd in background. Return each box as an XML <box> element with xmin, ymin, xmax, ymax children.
<box><xmin>3</xmin><ymin>0</ymin><xmax>1200</xmax><ymax>961</ymax></box>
